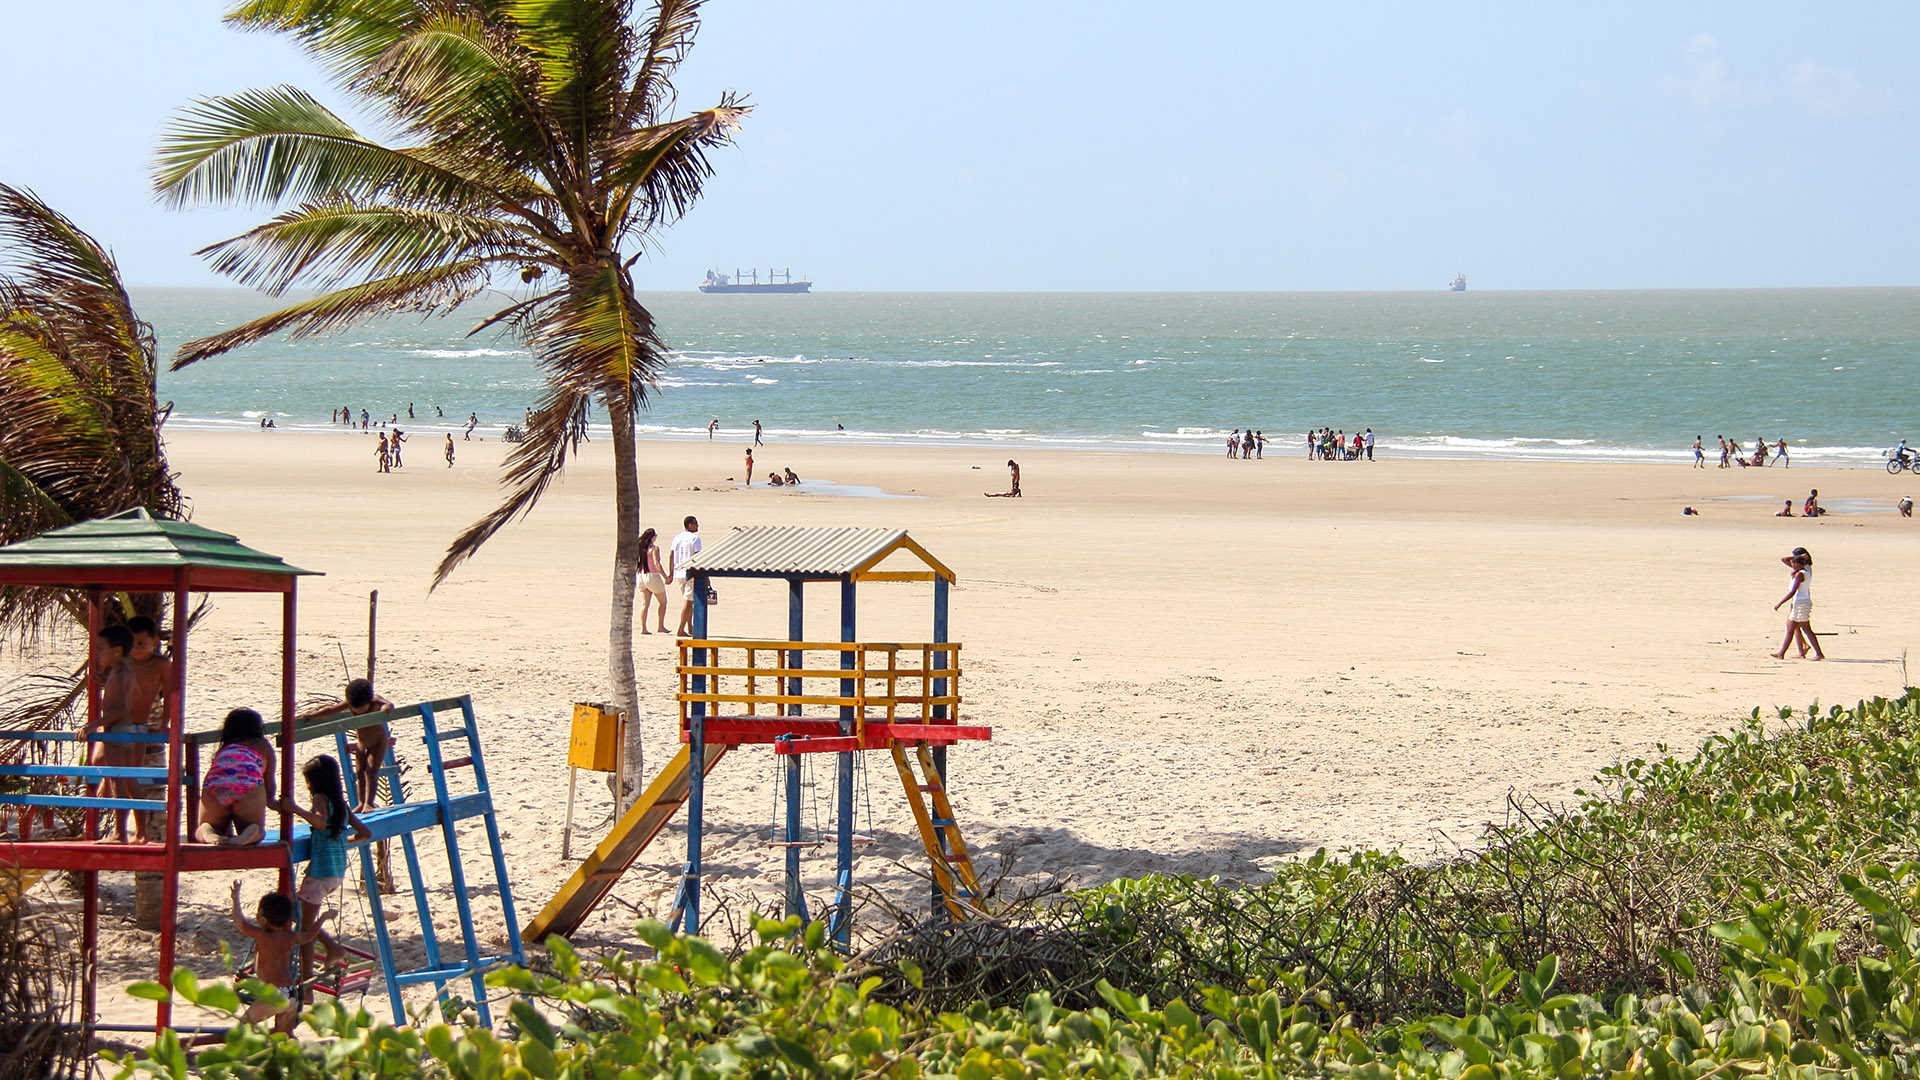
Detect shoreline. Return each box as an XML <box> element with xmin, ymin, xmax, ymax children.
<box><xmin>162</xmin><ymin>418</ymin><xmax>1904</xmax><ymax>470</ymax></box>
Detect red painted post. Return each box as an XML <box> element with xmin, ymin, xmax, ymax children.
<box><xmin>156</xmin><ymin>575</ymin><xmax>188</xmax><ymax>1033</ymax></box>
<box><xmin>280</xmin><ymin>583</ymin><xmax>296</xmax><ymax>897</ymax></box>
<box><xmin>83</xmin><ymin>587</ymin><xmax>101</xmax><ymax>1041</ymax></box>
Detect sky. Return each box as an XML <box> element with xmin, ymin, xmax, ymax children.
<box><xmin>2</xmin><ymin>2</ymin><xmax>1915</xmax><ymax>291</ymax></box>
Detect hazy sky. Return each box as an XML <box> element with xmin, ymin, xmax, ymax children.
<box><xmin>3</xmin><ymin>2</ymin><xmax>1915</xmax><ymax>291</ymax></box>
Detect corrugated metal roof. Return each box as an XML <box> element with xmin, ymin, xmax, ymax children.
<box><xmin>0</xmin><ymin>509</ymin><xmax>317</xmax><ymax>576</ymax></box>
<box><xmin>690</xmin><ymin>526</ymin><xmax>918</xmax><ymax>578</ymax></box>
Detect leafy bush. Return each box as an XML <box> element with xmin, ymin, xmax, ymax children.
<box><xmin>871</xmin><ymin>691</ymin><xmax>1920</xmax><ymax>1019</ymax></box>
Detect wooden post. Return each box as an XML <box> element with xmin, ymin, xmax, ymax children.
<box><xmin>368</xmin><ymin>590</ymin><xmax>395</xmax><ymax>893</ymax></box>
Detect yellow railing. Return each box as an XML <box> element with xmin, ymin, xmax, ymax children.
<box><xmin>676</xmin><ymin>640</ymin><xmax>962</xmax><ymax>737</ymax></box>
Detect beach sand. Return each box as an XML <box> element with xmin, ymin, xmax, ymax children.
<box><xmin>17</xmin><ymin>429</ymin><xmax>1920</xmax><ymax>1029</ymax></box>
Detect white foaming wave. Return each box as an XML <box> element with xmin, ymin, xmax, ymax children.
<box><xmin>749</xmin><ymin>377</ymin><xmax>778</xmax><ymax>385</ymax></box>
<box><xmin>408</xmin><ymin>348</ymin><xmax>527</xmax><ymax>358</ymax></box>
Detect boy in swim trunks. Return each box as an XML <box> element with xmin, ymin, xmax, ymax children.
<box><xmin>299</xmin><ymin>679</ymin><xmax>393</xmax><ymax>811</ymax></box>
<box><xmin>124</xmin><ymin>617</ymin><xmax>173</xmax><ymax>840</ymax></box>
<box><xmin>231</xmin><ymin>880</ymin><xmax>331</xmax><ymax>1033</ymax></box>
<box><xmin>82</xmin><ymin>625</ymin><xmax>142</xmax><ymax>843</ymax></box>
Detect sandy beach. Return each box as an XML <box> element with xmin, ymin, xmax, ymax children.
<box><xmin>19</xmin><ymin>428</ymin><xmax>1920</xmax><ymax>1028</ymax></box>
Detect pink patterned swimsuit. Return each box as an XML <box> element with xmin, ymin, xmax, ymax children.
<box><xmin>204</xmin><ymin>743</ymin><xmax>266</xmax><ymax>808</ymax></box>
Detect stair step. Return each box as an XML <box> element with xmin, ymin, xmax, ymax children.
<box><xmin>931</xmin><ymin>818</ymin><xmax>956</xmax><ymax>827</ymax></box>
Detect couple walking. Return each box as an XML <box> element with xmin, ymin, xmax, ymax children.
<box><xmin>636</xmin><ymin>516</ymin><xmax>705</xmax><ymax>636</ymax></box>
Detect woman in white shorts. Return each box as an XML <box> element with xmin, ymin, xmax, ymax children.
<box><xmin>1772</xmin><ymin>547</ymin><xmax>1823</xmax><ymax>660</ymax></box>
<box><xmin>637</xmin><ymin>528</ymin><xmax>669</xmax><ymax>633</ymax></box>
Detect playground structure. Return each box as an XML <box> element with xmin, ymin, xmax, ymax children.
<box><xmin>0</xmin><ymin>510</ymin><xmax>521</xmax><ymax>1036</ymax></box>
<box><xmin>527</xmin><ymin>526</ymin><xmax>992</xmax><ymax>946</ymax></box>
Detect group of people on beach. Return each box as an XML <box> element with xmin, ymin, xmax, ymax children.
<box><xmin>1694</xmin><ymin>434</ymin><xmax>1789</xmax><ymax>469</ymax></box>
<box><xmin>1227</xmin><ymin>430</ymin><xmax>1266</xmax><ymax>458</ymax></box>
<box><xmin>1309</xmin><ymin>428</ymin><xmax>1375</xmax><ymax>461</ymax></box>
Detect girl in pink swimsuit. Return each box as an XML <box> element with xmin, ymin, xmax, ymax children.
<box><xmin>196</xmin><ymin>708</ymin><xmax>276</xmax><ymax>846</ymax></box>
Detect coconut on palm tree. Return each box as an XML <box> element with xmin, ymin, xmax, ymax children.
<box><xmin>154</xmin><ymin>0</ymin><xmax>748</xmax><ymax>787</ymax></box>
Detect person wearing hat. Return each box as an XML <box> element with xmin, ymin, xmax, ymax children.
<box><xmin>1772</xmin><ymin>547</ymin><xmax>1823</xmax><ymax>661</ymax></box>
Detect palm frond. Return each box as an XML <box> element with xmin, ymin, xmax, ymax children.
<box><xmin>433</xmin><ymin>263</ymin><xmax>661</xmax><ymax>585</ymax></box>
<box><xmin>606</xmin><ymin>99</ymin><xmax>748</xmax><ymax>233</ymax></box>
<box><xmin>154</xmin><ymin>85</ymin><xmax>505</xmax><ymax>210</ymax></box>
<box><xmin>367</xmin><ymin>14</ymin><xmax>560</xmax><ymax>171</ymax></box>
<box><xmin>619</xmin><ymin>0</ymin><xmax>702</xmax><ymax>127</ymax></box>
<box><xmin>198</xmin><ymin>202</ymin><xmax>540</xmax><ymax>294</ymax></box>
<box><xmin>225</xmin><ymin>0</ymin><xmax>420</xmax><ymax>86</ymax></box>
<box><xmin>171</xmin><ymin>259</ymin><xmax>493</xmax><ymax>367</ymax></box>
<box><xmin>507</xmin><ymin>0</ymin><xmax>636</xmax><ymax>139</ymax></box>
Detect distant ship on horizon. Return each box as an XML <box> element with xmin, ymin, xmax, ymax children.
<box><xmin>699</xmin><ymin>268</ymin><xmax>812</xmax><ymax>294</ymax></box>
<box><xmin>1449</xmin><ymin>272</ymin><xmax>1467</xmax><ymax>292</ymax></box>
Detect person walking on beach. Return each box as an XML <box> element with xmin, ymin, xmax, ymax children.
<box><xmin>444</xmin><ymin>434</ymin><xmax>455</xmax><ymax>467</ymax></box>
<box><xmin>1693</xmin><ymin>435</ymin><xmax>1705</xmax><ymax>468</ymax></box>
<box><xmin>1717</xmin><ymin>436</ymin><xmax>1730</xmax><ymax>469</ymax></box>
<box><xmin>1227</xmin><ymin>430</ymin><xmax>1240</xmax><ymax>458</ymax></box>
<box><xmin>637</xmin><ymin>527</ymin><xmax>669</xmax><ymax>633</ymax></box>
<box><xmin>1255</xmin><ymin>430</ymin><xmax>1266</xmax><ymax>459</ymax></box>
<box><xmin>389</xmin><ymin>427</ymin><xmax>406</xmax><ymax>467</ymax></box>
<box><xmin>375</xmin><ymin>432</ymin><xmax>390</xmax><ymax>473</ymax></box>
<box><xmin>669</xmin><ymin>517</ymin><xmax>702</xmax><ymax>636</ymax></box>
<box><xmin>753</xmin><ymin>419</ymin><xmax>763</xmax><ymax>445</ymax></box>
<box><xmin>1772</xmin><ymin>547</ymin><xmax>1823</xmax><ymax>660</ymax></box>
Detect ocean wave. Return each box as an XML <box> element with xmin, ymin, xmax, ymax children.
<box><xmin>408</xmin><ymin>348</ymin><xmax>527</xmax><ymax>358</ymax></box>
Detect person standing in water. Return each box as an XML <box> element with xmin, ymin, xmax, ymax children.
<box><xmin>1772</xmin><ymin>547</ymin><xmax>1823</xmax><ymax>660</ymax></box>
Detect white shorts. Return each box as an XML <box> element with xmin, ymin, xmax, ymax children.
<box><xmin>679</xmin><ymin>577</ymin><xmax>697</xmax><ymax>600</ymax></box>
<box><xmin>297</xmin><ymin>875</ymin><xmax>342</xmax><ymax>905</ymax></box>
<box><xmin>639</xmin><ymin>571</ymin><xmax>666</xmax><ymax>600</ymax></box>
<box><xmin>1789</xmin><ymin>600</ymin><xmax>1812</xmax><ymax>622</ymax></box>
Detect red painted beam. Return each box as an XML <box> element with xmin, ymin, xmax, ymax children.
<box><xmin>865</xmin><ymin>723</ymin><xmax>992</xmax><ymax>743</ymax></box>
<box><xmin>0</xmin><ymin>840</ymin><xmax>289</xmax><ymax>874</ymax></box>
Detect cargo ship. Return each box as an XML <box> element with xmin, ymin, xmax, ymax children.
<box><xmin>699</xmin><ymin>268</ymin><xmax>812</xmax><ymax>294</ymax></box>
<box><xmin>1448</xmin><ymin>272</ymin><xmax>1467</xmax><ymax>292</ymax></box>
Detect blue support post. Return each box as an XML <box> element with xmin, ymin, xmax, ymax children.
<box><xmin>339</xmin><ymin>728</ymin><xmax>404</xmax><ymax>1021</ymax></box>
<box><xmin>931</xmin><ymin>576</ymin><xmax>951</xmax><ymax>918</ymax></box>
<box><xmin>778</xmin><ymin>735</ymin><xmax>809</xmax><ymax>924</ymax></box>
<box><xmin>829</xmin><ymin>578</ymin><xmax>856</xmax><ymax>947</ymax></box>
<box><xmin>675</xmin><ymin>573</ymin><xmax>711</xmax><ymax>935</ymax></box>
<box><xmin>462</xmin><ymin>696</ymin><xmax>525</xmax><ymax>970</ymax></box>
<box><xmin>419</xmin><ymin>702</ymin><xmax>492</xmax><ymax>1026</ymax></box>
<box><xmin>787</xmin><ymin>578</ymin><xmax>804</xmax><ymax>717</ymax></box>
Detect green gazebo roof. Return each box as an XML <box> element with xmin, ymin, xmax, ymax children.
<box><xmin>0</xmin><ymin>509</ymin><xmax>318</xmax><ymax>592</ymax></box>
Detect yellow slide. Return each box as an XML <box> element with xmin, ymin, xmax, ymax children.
<box><xmin>524</xmin><ymin>742</ymin><xmax>731</xmax><ymax>943</ymax></box>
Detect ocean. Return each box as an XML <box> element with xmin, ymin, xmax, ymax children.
<box><xmin>138</xmin><ymin>287</ymin><xmax>1920</xmax><ymax>466</ymax></box>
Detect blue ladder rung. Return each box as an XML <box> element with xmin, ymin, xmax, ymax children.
<box><xmin>0</xmin><ymin>793</ymin><xmax>165</xmax><ymax>811</ymax></box>
<box><xmin>0</xmin><ymin>765</ymin><xmax>171</xmax><ymax>780</ymax></box>
<box><xmin>930</xmin><ymin>818</ymin><xmax>956</xmax><ymax>827</ymax></box>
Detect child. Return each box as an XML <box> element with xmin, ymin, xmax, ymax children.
<box><xmin>280</xmin><ymin>755</ymin><xmax>369</xmax><ymax>967</ymax></box>
<box><xmin>125</xmin><ymin>617</ymin><xmax>173</xmax><ymax>841</ymax></box>
<box><xmin>197</xmin><ymin>709</ymin><xmax>275</xmax><ymax>846</ymax></box>
<box><xmin>82</xmin><ymin>625</ymin><xmax>141</xmax><ymax>843</ymax></box>
<box><xmin>299</xmin><ymin>679</ymin><xmax>393</xmax><ymax>811</ymax></box>
<box><xmin>230</xmin><ymin>880</ymin><xmax>330</xmax><ymax>1034</ymax></box>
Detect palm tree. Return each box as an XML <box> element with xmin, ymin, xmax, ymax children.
<box><xmin>154</xmin><ymin>0</ymin><xmax>748</xmax><ymax>787</ymax></box>
<box><xmin>0</xmin><ymin>184</ymin><xmax>183</xmax><ymax>648</ymax></box>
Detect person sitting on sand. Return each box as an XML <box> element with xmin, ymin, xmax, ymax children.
<box><xmin>1804</xmin><ymin>489</ymin><xmax>1826</xmax><ymax>517</ymax></box>
<box><xmin>783</xmin><ymin>467</ymin><xmax>800</xmax><ymax>485</ymax></box>
<box><xmin>1900</xmin><ymin>496</ymin><xmax>1913</xmax><ymax>518</ymax></box>
<box><xmin>1776</xmin><ymin>501</ymin><xmax>1794</xmax><ymax>517</ymax></box>
<box><xmin>767</xmin><ymin>471</ymin><xmax>785</xmax><ymax>487</ymax></box>
<box><xmin>1682</xmin><ymin>507</ymin><xmax>1700</xmax><ymax>516</ymax></box>
<box><xmin>197</xmin><ymin>708</ymin><xmax>275</xmax><ymax>846</ymax></box>
<box><xmin>986</xmin><ymin>460</ymin><xmax>1022</xmax><ymax>497</ymax></box>
<box><xmin>231</xmin><ymin>880</ymin><xmax>331</xmax><ymax>1033</ymax></box>
<box><xmin>299</xmin><ymin>679</ymin><xmax>393</xmax><ymax>811</ymax></box>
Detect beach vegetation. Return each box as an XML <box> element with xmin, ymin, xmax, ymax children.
<box><xmin>0</xmin><ymin>185</ymin><xmax>183</xmax><ymax>644</ymax></box>
<box><xmin>152</xmin><ymin>0</ymin><xmax>749</xmax><ymax>786</ymax></box>
<box><xmin>101</xmin><ymin>690</ymin><xmax>1920</xmax><ymax>1079</ymax></box>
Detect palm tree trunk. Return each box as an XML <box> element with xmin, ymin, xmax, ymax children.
<box><xmin>608</xmin><ymin>392</ymin><xmax>644</xmax><ymax>793</ymax></box>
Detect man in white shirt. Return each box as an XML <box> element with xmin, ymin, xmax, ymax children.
<box><xmin>667</xmin><ymin>516</ymin><xmax>702</xmax><ymax>636</ymax></box>
<box><xmin>1363</xmin><ymin>428</ymin><xmax>1375</xmax><ymax>461</ymax></box>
